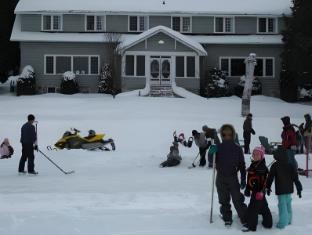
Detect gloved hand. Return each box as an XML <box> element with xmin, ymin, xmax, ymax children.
<box><xmin>208</xmin><ymin>145</ymin><xmax>217</xmax><ymax>155</ymax></box>
<box><xmin>251</xmin><ymin>129</ymin><xmax>256</xmax><ymax>135</ymax></box>
<box><xmin>34</xmin><ymin>145</ymin><xmax>38</xmax><ymax>151</ymax></box>
<box><xmin>240</xmin><ymin>179</ymin><xmax>246</xmax><ymax>190</ymax></box>
<box><xmin>244</xmin><ymin>189</ymin><xmax>250</xmax><ymax>197</ymax></box>
<box><xmin>266</xmin><ymin>188</ymin><xmax>271</xmax><ymax>196</ymax></box>
<box><xmin>298</xmin><ymin>191</ymin><xmax>302</xmax><ymax>198</ymax></box>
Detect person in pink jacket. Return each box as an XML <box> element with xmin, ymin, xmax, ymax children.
<box><xmin>0</xmin><ymin>138</ymin><xmax>14</xmax><ymax>159</ymax></box>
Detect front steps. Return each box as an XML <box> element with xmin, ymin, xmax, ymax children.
<box><xmin>149</xmin><ymin>84</ymin><xmax>173</xmax><ymax>97</ymax></box>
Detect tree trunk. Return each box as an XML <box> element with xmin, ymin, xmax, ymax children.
<box><xmin>241</xmin><ymin>53</ymin><xmax>257</xmax><ymax>117</ymax></box>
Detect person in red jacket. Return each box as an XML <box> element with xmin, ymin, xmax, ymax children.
<box><xmin>281</xmin><ymin>116</ymin><xmax>297</xmax><ymax>150</ymax></box>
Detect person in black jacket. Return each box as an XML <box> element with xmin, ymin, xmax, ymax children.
<box><xmin>18</xmin><ymin>114</ymin><xmax>38</xmax><ymax>174</ymax></box>
<box><xmin>266</xmin><ymin>145</ymin><xmax>302</xmax><ymax>229</ymax></box>
<box><xmin>210</xmin><ymin>124</ymin><xmax>247</xmax><ymax>226</ymax></box>
<box><xmin>202</xmin><ymin>125</ymin><xmax>220</xmax><ymax>168</ymax></box>
<box><xmin>243</xmin><ymin>113</ymin><xmax>256</xmax><ymax>154</ymax></box>
<box><xmin>243</xmin><ymin>146</ymin><xmax>272</xmax><ymax>232</ymax></box>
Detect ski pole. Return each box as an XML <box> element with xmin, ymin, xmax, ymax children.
<box><xmin>210</xmin><ymin>139</ymin><xmax>216</xmax><ymax>223</ymax></box>
<box><xmin>38</xmin><ymin>149</ymin><xmax>74</xmax><ymax>175</ymax></box>
<box><xmin>188</xmin><ymin>152</ymin><xmax>200</xmax><ymax>168</ymax></box>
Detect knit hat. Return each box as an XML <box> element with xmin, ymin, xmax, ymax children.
<box><xmin>252</xmin><ymin>146</ymin><xmax>265</xmax><ymax>160</ymax></box>
<box><xmin>202</xmin><ymin>125</ymin><xmax>209</xmax><ymax>132</ymax></box>
<box><xmin>192</xmin><ymin>130</ymin><xmax>199</xmax><ymax>136</ymax></box>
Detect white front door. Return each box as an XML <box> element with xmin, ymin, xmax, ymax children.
<box><xmin>150</xmin><ymin>56</ymin><xmax>171</xmax><ymax>85</ymax></box>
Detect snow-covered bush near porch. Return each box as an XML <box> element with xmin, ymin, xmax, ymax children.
<box><xmin>15</xmin><ymin>65</ymin><xmax>36</xmax><ymax>95</ymax></box>
<box><xmin>60</xmin><ymin>71</ymin><xmax>79</xmax><ymax>94</ymax></box>
<box><xmin>298</xmin><ymin>87</ymin><xmax>312</xmax><ymax>101</ymax></box>
<box><xmin>205</xmin><ymin>68</ymin><xmax>231</xmax><ymax>98</ymax></box>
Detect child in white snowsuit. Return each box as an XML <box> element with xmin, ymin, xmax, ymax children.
<box><xmin>266</xmin><ymin>145</ymin><xmax>302</xmax><ymax>229</ymax></box>
<box><xmin>0</xmin><ymin>138</ymin><xmax>14</xmax><ymax>159</ymax></box>
<box><xmin>160</xmin><ymin>142</ymin><xmax>182</xmax><ymax>167</ymax></box>
<box><xmin>243</xmin><ymin>146</ymin><xmax>272</xmax><ymax>232</ymax></box>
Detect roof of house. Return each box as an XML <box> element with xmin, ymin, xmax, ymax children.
<box><xmin>11</xmin><ymin>15</ymin><xmax>283</xmax><ymax>45</ymax></box>
<box><xmin>15</xmin><ymin>0</ymin><xmax>292</xmax><ymax>15</ymax></box>
<box><xmin>118</xmin><ymin>26</ymin><xmax>207</xmax><ymax>56</ymax></box>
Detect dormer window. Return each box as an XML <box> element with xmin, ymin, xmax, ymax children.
<box><xmin>214</xmin><ymin>17</ymin><xmax>234</xmax><ymax>33</ymax></box>
<box><xmin>129</xmin><ymin>16</ymin><xmax>148</xmax><ymax>32</ymax></box>
<box><xmin>258</xmin><ymin>18</ymin><xmax>277</xmax><ymax>33</ymax></box>
<box><xmin>172</xmin><ymin>16</ymin><xmax>191</xmax><ymax>33</ymax></box>
<box><xmin>42</xmin><ymin>15</ymin><xmax>62</xmax><ymax>31</ymax></box>
<box><xmin>86</xmin><ymin>15</ymin><xmax>106</xmax><ymax>31</ymax></box>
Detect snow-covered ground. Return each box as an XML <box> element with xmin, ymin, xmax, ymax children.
<box><xmin>0</xmin><ymin>87</ymin><xmax>311</xmax><ymax>235</ymax></box>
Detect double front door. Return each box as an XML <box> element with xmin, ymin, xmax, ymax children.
<box><xmin>150</xmin><ymin>56</ymin><xmax>171</xmax><ymax>85</ymax></box>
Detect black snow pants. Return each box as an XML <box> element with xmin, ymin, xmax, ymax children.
<box><xmin>246</xmin><ymin>194</ymin><xmax>272</xmax><ymax>231</ymax></box>
<box><xmin>243</xmin><ymin>131</ymin><xmax>251</xmax><ymax>154</ymax></box>
<box><xmin>199</xmin><ymin>147</ymin><xmax>207</xmax><ymax>166</ymax></box>
<box><xmin>18</xmin><ymin>143</ymin><xmax>35</xmax><ymax>172</ymax></box>
<box><xmin>160</xmin><ymin>159</ymin><xmax>180</xmax><ymax>167</ymax></box>
<box><xmin>216</xmin><ymin>174</ymin><xmax>247</xmax><ymax>224</ymax></box>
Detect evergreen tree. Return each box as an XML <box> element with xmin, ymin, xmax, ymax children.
<box><xmin>281</xmin><ymin>0</ymin><xmax>312</xmax><ymax>101</ymax></box>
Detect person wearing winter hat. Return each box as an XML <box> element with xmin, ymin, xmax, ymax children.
<box><xmin>202</xmin><ymin>125</ymin><xmax>220</xmax><ymax>167</ymax></box>
<box><xmin>243</xmin><ymin>113</ymin><xmax>256</xmax><ymax>154</ymax></box>
<box><xmin>266</xmin><ymin>145</ymin><xmax>303</xmax><ymax>229</ymax></box>
<box><xmin>281</xmin><ymin>116</ymin><xmax>297</xmax><ymax>150</ymax></box>
<box><xmin>192</xmin><ymin>129</ymin><xmax>209</xmax><ymax>167</ymax></box>
<box><xmin>243</xmin><ymin>146</ymin><xmax>272</xmax><ymax>232</ymax></box>
<box><xmin>209</xmin><ymin>124</ymin><xmax>247</xmax><ymax>227</ymax></box>
<box><xmin>159</xmin><ymin>142</ymin><xmax>182</xmax><ymax>168</ymax></box>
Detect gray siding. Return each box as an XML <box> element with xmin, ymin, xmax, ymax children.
<box><xmin>149</xmin><ymin>16</ymin><xmax>171</xmax><ymax>28</ymax></box>
<box><xmin>202</xmin><ymin>44</ymin><xmax>283</xmax><ymax>97</ymax></box>
<box><xmin>127</xmin><ymin>32</ymin><xmax>193</xmax><ymax>52</ymax></box>
<box><xmin>176</xmin><ymin>78</ymin><xmax>200</xmax><ymax>93</ymax></box>
<box><xmin>235</xmin><ymin>17</ymin><xmax>257</xmax><ymax>34</ymax></box>
<box><xmin>122</xmin><ymin>77</ymin><xmax>146</xmax><ymax>91</ymax></box>
<box><xmin>21</xmin><ymin>14</ymin><xmax>41</xmax><ymax>32</ymax></box>
<box><xmin>106</xmin><ymin>15</ymin><xmax>128</xmax><ymax>32</ymax></box>
<box><xmin>192</xmin><ymin>16</ymin><xmax>214</xmax><ymax>34</ymax></box>
<box><xmin>20</xmin><ymin>42</ymin><xmax>121</xmax><ymax>93</ymax></box>
<box><xmin>63</xmin><ymin>14</ymin><xmax>85</xmax><ymax>32</ymax></box>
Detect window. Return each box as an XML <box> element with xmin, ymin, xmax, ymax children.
<box><xmin>47</xmin><ymin>87</ymin><xmax>56</xmax><ymax>93</ymax></box>
<box><xmin>129</xmin><ymin>16</ymin><xmax>148</xmax><ymax>32</ymax></box>
<box><xmin>44</xmin><ymin>55</ymin><xmax>99</xmax><ymax>75</ymax></box>
<box><xmin>215</xmin><ymin>17</ymin><xmax>234</xmax><ymax>33</ymax></box>
<box><xmin>176</xmin><ymin>56</ymin><xmax>196</xmax><ymax>78</ymax></box>
<box><xmin>220</xmin><ymin>57</ymin><xmax>274</xmax><ymax>77</ymax></box>
<box><xmin>125</xmin><ymin>55</ymin><xmax>145</xmax><ymax>76</ymax></box>
<box><xmin>42</xmin><ymin>15</ymin><xmax>62</xmax><ymax>31</ymax></box>
<box><xmin>86</xmin><ymin>15</ymin><xmax>105</xmax><ymax>31</ymax></box>
<box><xmin>258</xmin><ymin>18</ymin><xmax>276</xmax><ymax>33</ymax></box>
<box><xmin>172</xmin><ymin>17</ymin><xmax>191</xmax><ymax>33</ymax></box>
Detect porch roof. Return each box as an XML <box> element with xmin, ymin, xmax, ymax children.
<box><xmin>117</xmin><ymin>26</ymin><xmax>207</xmax><ymax>56</ymax></box>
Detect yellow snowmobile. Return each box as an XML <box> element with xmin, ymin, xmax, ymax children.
<box><xmin>48</xmin><ymin>129</ymin><xmax>115</xmax><ymax>151</ymax></box>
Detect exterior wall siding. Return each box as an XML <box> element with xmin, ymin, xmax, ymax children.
<box><xmin>201</xmin><ymin>44</ymin><xmax>283</xmax><ymax>97</ymax></box>
<box><xmin>235</xmin><ymin>17</ymin><xmax>257</xmax><ymax>34</ymax></box>
<box><xmin>20</xmin><ymin>42</ymin><xmax>121</xmax><ymax>93</ymax></box>
<box><xmin>122</xmin><ymin>77</ymin><xmax>146</xmax><ymax>91</ymax></box>
<box><xmin>192</xmin><ymin>16</ymin><xmax>214</xmax><ymax>34</ymax></box>
<box><xmin>63</xmin><ymin>14</ymin><xmax>85</xmax><ymax>32</ymax></box>
<box><xmin>149</xmin><ymin>16</ymin><xmax>171</xmax><ymax>28</ymax></box>
<box><xmin>106</xmin><ymin>15</ymin><xmax>128</xmax><ymax>32</ymax></box>
<box><xmin>21</xmin><ymin>14</ymin><xmax>41</xmax><ymax>31</ymax></box>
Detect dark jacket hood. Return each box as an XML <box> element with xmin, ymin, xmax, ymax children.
<box><xmin>281</xmin><ymin>116</ymin><xmax>291</xmax><ymax>126</ymax></box>
<box><xmin>273</xmin><ymin>146</ymin><xmax>288</xmax><ymax>164</ymax></box>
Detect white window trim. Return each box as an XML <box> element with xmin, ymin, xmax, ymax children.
<box><xmin>44</xmin><ymin>55</ymin><xmax>100</xmax><ymax>75</ymax></box>
<box><xmin>219</xmin><ymin>56</ymin><xmax>275</xmax><ymax>78</ymax></box>
<box><xmin>41</xmin><ymin>14</ymin><xmax>63</xmax><ymax>31</ymax></box>
<box><xmin>214</xmin><ymin>16</ymin><xmax>235</xmax><ymax>34</ymax></box>
<box><xmin>124</xmin><ymin>54</ymin><xmax>146</xmax><ymax>77</ymax></box>
<box><xmin>128</xmin><ymin>16</ymin><xmax>149</xmax><ymax>32</ymax></box>
<box><xmin>175</xmin><ymin>55</ymin><xmax>196</xmax><ymax>78</ymax></box>
<box><xmin>257</xmin><ymin>17</ymin><xmax>278</xmax><ymax>34</ymax></box>
<box><xmin>171</xmin><ymin>16</ymin><xmax>192</xmax><ymax>33</ymax></box>
<box><xmin>84</xmin><ymin>15</ymin><xmax>106</xmax><ymax>32</ymax></box>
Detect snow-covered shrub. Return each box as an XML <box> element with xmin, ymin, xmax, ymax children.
<box><xmin>16</xmin><ymin>65</ymin><xmax>36</xmax><ymax>96</ymax></box>
<box><xmin>98</xmin><ymin>64</ymin><xmax>112</xmax><ymax>93</ymax></box>
<box><xmin>60</xmin><ymin>71</ymin><xmax>79</xmax><ymax>94</ymax></box>
<box><xmin>205</xmin><ymin>68</ymin><xmax>231</xmax><ymax>98</ymax></box>
<box><xmin>298</xmin><ymin>86</ymin><xmax>312</xmax><ymax>101</ymax></box>
<box><xmin>234</xmin><ymin>75</ymin><xmax>262</xmax><ymax>97</ymax></box>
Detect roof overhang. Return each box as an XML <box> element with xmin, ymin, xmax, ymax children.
<box><xmin>118</xmin><ymin>26</ymin><xmax>207</xmax><ymax>56</ymax></box>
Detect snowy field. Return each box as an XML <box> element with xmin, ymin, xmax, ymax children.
<box><xmin>0</xmin><ymin>86</ymin><xmax>311</xmax><ymax>235</ymax></box>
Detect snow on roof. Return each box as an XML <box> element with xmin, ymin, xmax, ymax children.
<box><xmin>11</xmin><ymin>15</ymin><xmax>283</xmax><ymax>45</ymax></box>
<box><xmin>118</xmin><ymin>26</ymin><xmax>207</xmax><ymax>56</ymax></box>
<box><xmin>15</xmin><ymin>0</ymin><xmax>292</xmax><ymax>15</ymax></box>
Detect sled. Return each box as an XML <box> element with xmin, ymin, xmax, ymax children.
<box><xmin>258</xmin><ymin>136</ymin><xmax>281</xmax><ymax>154</ymax></box>
<box><xmin>48</xmin><ymin>128</ymin><xmax>116</xmax><ymax>151</ymax></box>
